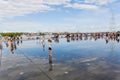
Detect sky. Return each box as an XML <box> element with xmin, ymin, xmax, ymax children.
<box><xmin>0</xmin><ymin>0</ymin><xmax>120</xmax><ymax>32</ymax></box>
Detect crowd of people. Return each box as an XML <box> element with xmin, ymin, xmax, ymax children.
<box><xmin>0</xmin><ymin>32</ymin><xmax>120</xmax><ymax>71</ymax></box>
<box><xmin>2</xmin><ymin>36</ymin><xmax>23</xmax><ymax>54</ymax></box>
<box><xmin>64</xmin><ymin>32</ymin><xmax>120</xmax><ymax>43</ymax></box>
<box><xmin>0</xmin><ymin>35</ymin><xmax>54</xmax><ymax>71</ymax></box>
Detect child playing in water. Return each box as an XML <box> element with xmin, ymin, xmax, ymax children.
<box><xmin>48</xmin><ymin>39</ymin><xmax>52</xmax><ymax>50</ymax></box>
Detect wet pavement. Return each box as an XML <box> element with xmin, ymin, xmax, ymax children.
<box><xmin>0</xmin><ymin>38</ymin><xmax>120</xmax><ymax>80</ymax></box>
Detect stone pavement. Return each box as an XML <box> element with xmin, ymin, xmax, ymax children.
<box><xmin>0</xmin><ymin>49</ymin><xmax>74</xmax><ymax>80</ymax></box>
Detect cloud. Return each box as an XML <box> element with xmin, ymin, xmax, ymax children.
<box><xmin>0</xmin><ymin>0</ymin><xmax>72</xmax><ymax>20</ymax></box>
<box><xmin>0</xmin><ymin>0</ymin><xmax>54</xmax><ymax>19</ymax></box>
<box><xmin>76</xmin><ymin>0</ymin><xmax>117</xmax><ymax>5</ymax></box>
<box><xmin>42</xmin><ymin>0</ymin><xmax>70</xmax><ymax>5</ymax></box>
<box><xmin>0</xmin><ymin>0</ymin><xmax>118</xmax><ymax>20</ymax></box>
<box><xmin>65</xmin><ymin>3</ymin><xmax>99</xmax><ymax>10</ymax></box>
<box><xmin>65</xmin><ymin>0</ymin><xmax>117</xmax><ymax>10</ymax></box>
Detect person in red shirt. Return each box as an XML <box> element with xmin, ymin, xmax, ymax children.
<box><xmin>10</xmin><ymin>37</ymin><xmax>13</xmax><ymax>43</ymax></box>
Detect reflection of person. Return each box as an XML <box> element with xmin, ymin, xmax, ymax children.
<box><xmin>4</xmin><ymin>36</ymin><xmax>9</xmax><ymax>47</ymax></box>
<box><xmin>67</xmin><ymin>37</ymin><xmax>70</xmax><ymax>42</ymax></box>
<box><xmin>48</xmin><ymin>45</ymin><xmax>53</xmax><ymax>71</ymax></box>
<box><xmin>41</xmin><ymin>36</ymin><xmax>45</xmax><ymax>51</ymax></box>
<box><xmin>17</xmin><ymin>40</ymin><xmax>19</xmax><ymax>46</ymax></box>
<box><xmin>48</xmin><ymin>39</ymin><xmax>53</xmax><ymax>71</ymax></box>
<box><xmin>20</xmin><ymin>36</ymin><xmax>23</xmax><ymax>44</ymax></box>
<box><xmin>105</xmin><ymin>37</ymin><xmax>109</xmax><ymax>44</ymax></box>
<box><xmin>0</xmin><ymin>46</ymin><xmax>2</xmax><ymax>67</ymax></box>
<box><xmin>0</xmin><ymin>39</ymin><xmax>2</xmax><ymax>52</ymax></box>
<box><xmin>17</xmin><ymin>36</ymin><xmax>20</xmax><ymax>46</ymax></box>
<box><xmin>71</xmin><ymin>37</ymin><xmax>75</xmax><ymax>41</ymax></box>
<box><xmin>13</xmin><ymin>40</ymin><xmax>17</xmax><ymax>50</ymax></box>
<box><xmin>55</xmin><ymin>38</ymin><xmax>59</xmax><ymax>43</ymax></box>
<box><xmin>5</xmin><ymin>41</ymin><xmax>9</xmax><ymax>47</ymax></box>
<box><xmin>10</xmin><ymin>42</ymin><xmax>14</xmax><ymax>54</ymax></box>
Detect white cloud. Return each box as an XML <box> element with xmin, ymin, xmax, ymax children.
<box><xmin>0</xmin><ymin>0</ymin><xmax>118</xmax><ymax>20</ymax></box>
<box><xmin>84</xmin><ymin>0</ymin><xmax>117</xmax><ymax>5</ymax></box>
<box><xmin>65</xmin><ymin>0</ymin><xmax>117</xmax><ymax>11</ymax></box>
<box><xmin>65</xmin><ymin>3</ymin><xmax>99</xmax><ymax>10</ymax></box>
<box><xmin>42</xmin><ymin>0</ymin><xmax>70</xmax><ymax>5</ymax></box>
<box><xmin>0</xmin><ymin>0</ymin><xmax>71</xmax><ymax>19</ymax></box>
<box><xmin>0</xmin><ymin>0</ymin><xmax>53</xmax><ymax>19</ymax></box>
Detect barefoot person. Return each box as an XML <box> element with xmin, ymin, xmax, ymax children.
<box><xmin>48</xmin><ymin>46</ymin><xmax>53</xmax><ymax>71</ymax></box>
<box><xmin>48</xmin><ymin>39</ymin><xmax>53</xmax><ymax>71</ymax></box>
<box><xmin>10</xmin><ymin>37</ymin><xmax>14</xmax><ymax>54</ymax></box>
<box><xmin>48</xmin><ymin>39</ymin><xmax>52</xmax><ymax>50</ymax></box>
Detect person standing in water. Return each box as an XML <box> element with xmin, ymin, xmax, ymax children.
<box><xmin>48</xmin><ymin>39</ymin><xmax>52</xmax><ymax>50</ymax></box>
<box><xmin>48</xmin><ymin>46</ymin><xmax>53</xmax><ymax>71</ymax></box>
<box><xmin>10</xmin><ymin>37</ymin><xmax>13</xmax><ymax>43</ymax></box>
<box><xmin>20</xmin><ymin>36</ymin><xmax>23</xmax><ymax>44</ymax></box>
<box><xmin>48</xmin><ymin>39</ymin><xmax>53</xmax><ymax>71</ymax></box>
<box><xmin>10</xmin><ymin>37</ymin><xmax>14</xmax><ymax>54</ymax></box>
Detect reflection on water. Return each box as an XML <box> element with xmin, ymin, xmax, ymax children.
<box><xmin>3</xmin><ymin>36</ymin><xmax>23</xmax><ymax>54</ymax></box>
<box><xmin>0</xmin><ymin>35</ymin><xmax>120</xmax><ymax>80</ymax></box>
<box><xmin>41</xmin><ymin>36</ymin><xmax>46</xmax><ymax>51</ymax></box>
<box><xmin>0</xmin><ymin>51</ymin><xmax>1</xmax><ymax>63</ymax></box>
<box><xmin>10</xmin><ymin>42</ymin><xmax>14</xmax><ymax>54</ymax></box>
<box><xmin>48</xmin><ymin>38</ymin><xmax>53</xmax><ymax>71</ymax></box>
<box><xmin>48</xmin><ymin>45</ymin><xmax>53</xmax><ymax>71</ymax></box>
<box><xmin>0</xmin><ymin>39</ymin><xmax>2</xmax><ymax>53</ymax></box>
<box><xmin>0</xmin><ymin>39</ymin><xmax>2</xmax><ymax>69</ymax></box>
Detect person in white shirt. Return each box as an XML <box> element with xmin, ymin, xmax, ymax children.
<box><xmin>48</xmin><ymin>39</ymin><xmax>52</xmax><ymax>50</ymax></box>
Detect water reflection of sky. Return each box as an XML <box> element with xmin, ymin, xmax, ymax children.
<box><xmin>4</xmin><ymin>39</ymin><xmax>112</xmax><ymax>55</ymax></box>
<box><xmin>1</xmin><ymin>38</ymin><xmax>120</xmax><ymax>80</ymax></box>
<box><xmin>12</xmin><ymin>38</ymin><xmax>120</xmax><ymax>63</ymax></box>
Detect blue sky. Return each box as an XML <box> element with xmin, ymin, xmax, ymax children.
<box><xmin>0</xmin><ymin>0</ymin><xmax>120</xmax><ymax>32</ymax></box>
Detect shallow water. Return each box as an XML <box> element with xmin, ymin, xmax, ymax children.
<box><xmin>0</xmin><ymin>37</ymin><xmax>120</xmax><ymax>80</ymax></box>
